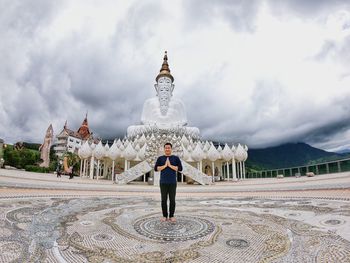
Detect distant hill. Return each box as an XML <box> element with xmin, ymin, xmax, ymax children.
<box><xmin>246</xmin><ymin>142</ymin><xmax>340</xmax><ymax>170</ymax></box>
<box><xmin>335</xmin><ymin>148</ymin><xmax>350</xmax><ymax>154</ymax></box>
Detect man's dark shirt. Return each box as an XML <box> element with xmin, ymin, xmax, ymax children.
<box><xmin>154</xmin><ymin>155</ymin><xmax>183</xmax><ymax>184</ymax></box>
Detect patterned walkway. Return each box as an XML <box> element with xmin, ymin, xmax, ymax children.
<box><xmin>0</xmin><ymin>169</ymin><xmax>350</xmax><ymax>262</ymax></box>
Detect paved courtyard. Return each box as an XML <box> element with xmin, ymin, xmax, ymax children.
<box><xmin>0</xmin><ymin>169</ymin><xmax>350</xmax><ymax>262</ymax></box>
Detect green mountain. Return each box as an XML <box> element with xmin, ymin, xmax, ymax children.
<box><xmin>246</xmin><ymin>142</ymin><xmax>340</xmax><ymax>170</ymax></box>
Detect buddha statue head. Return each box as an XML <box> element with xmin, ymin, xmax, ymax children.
<box><xmin>155</xmin><ymin>51</ymin><xmax>174</xmax><ymax>116</ymax></box>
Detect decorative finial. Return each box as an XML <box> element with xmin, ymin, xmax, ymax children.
<box><xmin>156</xmin><ymin>51</ymin><xmax>174</xmax><ymax>82</ymax></box>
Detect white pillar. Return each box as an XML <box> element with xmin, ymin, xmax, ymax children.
<box><xmin>243</xmin><ymin>161</ymin><xmax>246</xmax><ymax>179</ymax></box>
<box><xmin>232</xmin><ymin>159</ymin><xmax>237</xmax><ymax>181</ymax></box>
<box><xmin>220</xmin><ymin>163</ymin><xmax>223</xmax><ymax>181</ymax></box>
<box><xmin>82</xmin><ymin>159</ymin><xmax>85</xmax><ymax>177</ymax></box>
<box><xmin>124</xmin><ymin>159</ymin><xmax>127</xmax><ymax>172</ymax></box>
<box><xmin>79</xmin><ymin>159</ymin><xmax>83</xmax><ymax>177</ymax></box>
<box><xmin>96</xmin><ymin>159</ymin><xmax>100</xmax><ymax>180</ymax></box>
<box><xmin>85</xmin><ymin>159</ymin><xmax>89</xmax><ymax>177</ymax></box>
<box><xmin>239</xmin><ymin>162</ymin><xmax>242</xmax><ymax>179</ymax></box>
<box><xmin>83</xmin><ymin>159</ymin><xmax>86</xmax><ymax>177</ymax></box>
<box><xmin>240</xmin><ymin>162</ymin><xmax>243</xmax><ymax>180</ymax></box>
<box><xmin>112</xmin><ymin>160</ymin><xmax>115</xmax><ymax>182</ymax></box>
<box><xmin>226</xmin><ymin>162</ymin><xmax>229</xmax><ymax>181</ymax></box>
<box><xmin>84</xmin><ymin>159</ymin><xmax>87</xmax><ymax>177</ymax></box>
<box><xmin>212</xmin><ymin>162</ymin><xmax>215</xmax><ymax>183</ymax></box>
<box><xmin>154</xmin><ymin>171</ymin><xmax>160</xmax><ymax>186</ymax></box>
<box><xmin>89</xmin><ymin>156</ymin><xmax>95</xmax><ymax>179</ymax></box>
<box><xmin>200</xmin><ymin>160</ymin><xmax>203</xmax><ymax>173</ymax></box>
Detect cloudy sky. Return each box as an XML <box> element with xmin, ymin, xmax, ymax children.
<box><xmin>0</xmin><ymin>0</ymin><xmax>350</xmax><ymax>151</ymax></box>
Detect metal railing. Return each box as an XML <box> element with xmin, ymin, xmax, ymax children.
<box><xmin>246</xmin><ymin>157</ymin><xmax>350</xmax><ymax>178</ymax></box>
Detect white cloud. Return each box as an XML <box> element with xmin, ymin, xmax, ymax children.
<box><xmin>0</xmin><ymin>0</ymin><xmax>349</xmax><ymax>151</ymax></box>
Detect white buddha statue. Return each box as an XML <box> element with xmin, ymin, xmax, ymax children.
<box><xmin>127</xmin><ymin>52</ymin><xmax>199</xmax><ymax>138</ymax></box>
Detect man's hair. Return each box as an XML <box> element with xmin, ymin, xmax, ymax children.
<box><xmin>164</xmin><ymin>142</ymin><xmax>172</xmax><ymax>148</ymax></box>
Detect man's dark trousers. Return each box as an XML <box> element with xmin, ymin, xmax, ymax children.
<box><xmin>160</xmin><ymin>184</ymin><xmax>177</xmax><ymax>218</ymax></box>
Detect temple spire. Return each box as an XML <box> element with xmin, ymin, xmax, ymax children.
<box><xmin>77</xmin><ymin>115</ymin><xmax>90</xmax><ymax>140</ymax></box>
<box><xmin>156</xmin><ymin>51</ymin><xmax>174</xmax><ymax>82</ymax></box>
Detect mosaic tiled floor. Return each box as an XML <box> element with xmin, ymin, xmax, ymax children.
<box><xmin>1</xmin><ymin>196</ymin><xmax>350</xmax><ymax>263</ymax></box>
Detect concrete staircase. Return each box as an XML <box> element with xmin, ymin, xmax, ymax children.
<box><xmin>181</xmin><ymin>160</ymin><xmax>213</xmax><ymax>185</ymax></box>
<box><xmin>115</xmin><ymin>161</ymin><xmax>152</xmax><ymax>185</ymax></box>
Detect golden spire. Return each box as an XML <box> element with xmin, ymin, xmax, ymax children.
<box><xmin>156</xmin><ymin>51</ymin><xmax>174</xmax><ymax>82</ymax></box>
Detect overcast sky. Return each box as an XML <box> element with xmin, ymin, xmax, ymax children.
<box><xmin>0</xmin><ymin>0</ymin><xmax>350</xmax><ymax>151</ymax></box>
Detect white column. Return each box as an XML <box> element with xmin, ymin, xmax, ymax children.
<box><xmin>200</xmin><ymin>160</ymin><xmax>203</xmax><ymax>173</ymax></box>
<box><xmin>89</xmin><ymin>156</ymin><xmax>95</xmax><ymax>179</ymax></box>
<box><xmin>82</xmin><ymin>159</ymin><xmax>85</xmax><ymax>177</ymax></box>
<box><xmin>239</xmin><ymin>162</ymin><xmax>242</xmax><ymax>179</ymax></box>
<box><xmin>240</xmin><ymin>162</ymin><xmax>243</xmax><ymax>180</ymax></box>
<box><xmin>226</xmin><ymin>162</ymin><xmax>229</xmax><ymax>181</ymax></box>
<box><xmin>85</xmin><ymin>159</ymin><xmax>89</xmax><ymax>177</ymax></box>
<box><xmin>84</xmin><ymin>159</ymin><xmax>87</xmax><ymax>177</ymax></box>
<box><xmin>243</xmin><ymin>161</ymin><xmax>246</xmax><ymax>179</ymax></box>
<box><xmin>96</xmin><ymin>159</ymin><xmax>100</xmax><ymax>180</ymax></box>
<box><xmin>124</xmin><ymin>159</ymin><xmax>127</xmax><ymax>172</ymax></box>
<box><xmin>79</xmin><ymin>159</ymin><xmax>83</xmax><ymax>177</ymax></box>
<box><xmin>112</xmin><ymin>160</ymin><xmax>115</xmax><ymax>182</ymax></box>
<box><xmin>83</xmin><ymin>159</ymin><xmax>86</xmax><ymax>177</ymax></box>
<box><xmin>220</xmin><ymin>163</ymin><xmax>223</xmax><ymax>181</ymax></box>
<box><xmin>232</xmin><ymin>159</ymin><xmax>237</xmax><ymax>181</ymax></box>
<box><xmin>212</xmin><ymin>162</ymin><xmax>215</xmax><ymax>183</ymax></box>
<box><xmin>154</xmin><ymin>171</ymin><xmax>160</xmax><ymax>186</ymax></box>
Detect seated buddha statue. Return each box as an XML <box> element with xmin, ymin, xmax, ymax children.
<box><xmin>127</xmin><ymin>52</ymin><xmax>200</xmax><ymax>138</ymax></box>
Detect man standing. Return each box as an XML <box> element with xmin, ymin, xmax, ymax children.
<box><xmin>154</xmin><ymin>143</ymin><xmax>183</xmax><ymax>222</ymax></box>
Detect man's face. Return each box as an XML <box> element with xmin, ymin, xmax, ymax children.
<box><xmin>164</xmin><ymin>145</ymin><xmax>172</xmax><ymax>156</ymax></box>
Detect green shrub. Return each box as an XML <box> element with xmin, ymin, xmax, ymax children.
<box><xmin>24</xmin><ymin>165</ymin><xmax>51</xmax><ymax>173</ymax></box>
<box><xmin>4</xmin><ymin>145</ymin><xmax>40</xmax><ymax>169</ymax></box>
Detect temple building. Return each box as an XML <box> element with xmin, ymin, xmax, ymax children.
<box><xmin>78</xmin><ymin>52</ymin><xmax>248</xmax><ymax>185</ymax></box>
<box><xmin>54</xmin><ymin>115</ymin><xmax>97</xmax><ymax>157</ymax></box>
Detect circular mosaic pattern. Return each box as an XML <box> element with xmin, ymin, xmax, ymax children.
<box><xmin>320</xmin><ymin>219</ymin><xmax>346</xmax><ymax>226</ymax></box>
<box><xmin>133</xmin><ymin>216</ymin><xmax>215</xmax><ymax>242</ymax></box>
<box><xmin>226</xmin><ymin>239</ymin><xmax>250</xmax><ymax>249</ymax></box>
<box><xmin>92</xmin><ymin>233</ymin><xmax>114</xmax><ymax>242</ymax></box>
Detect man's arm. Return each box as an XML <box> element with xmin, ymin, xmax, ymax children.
<box><xmin>177</xmin><ymin>157</ymin><xmax>183</xmax><ymax>172</ymax></box>
<box><xmin>155</xmin><ymin>157</ymin><xmax>167</xmax><ymax>172</ymax></box>
<box><xmin>168</xmin><ymin>157</ymin><xmax>180</xmax><ymax>172</ymax></box>
<box><xmin>157</xmin><ymin>163</ymin><xmax>168</xmax><ymax>172</ymax></box>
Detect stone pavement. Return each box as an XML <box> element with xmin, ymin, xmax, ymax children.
<box><xmin>0</xmin><ymin>169</ymin><xmax>350</xmax><ymax>262</ymax></box>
